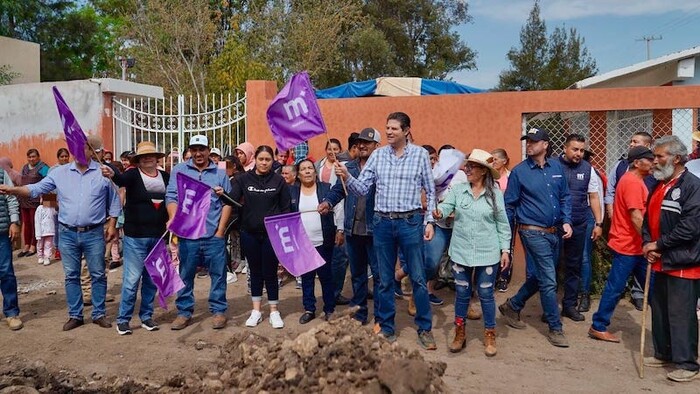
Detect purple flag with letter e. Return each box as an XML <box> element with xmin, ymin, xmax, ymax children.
<box><xmin>264</xmin><ymin>212</ymin><xmax>326</xmax><ymax>277</ymax></box>
<box><xmin>143</xmin><ymin>240</ymin><xmax>185</xmax><ymax>309</ymax></box>
<box><xmin>52</xmin><ymin>86</ymin><xmax>89</xmax><ymax>166</ymax></box>
<box><xmin>168</xmin><ymin>172</ymin><xmax>211</xmax><ymax>239</ymax></box>
<box><xmin>266</xmin><ymin>71</ymin><xmax>327</xmax><ymax>152</ymax></box>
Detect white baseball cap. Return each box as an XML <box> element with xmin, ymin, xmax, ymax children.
<box><xmin>210</xmin><ymin>147</ymin><xmax>222</xmax><ymax>157</ymax></box>
<box><xmin>189</xmin><ymin>135</ymin><xmax>208</xmax><ymax>148</ymax></box>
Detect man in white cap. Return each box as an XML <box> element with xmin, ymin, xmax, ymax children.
<box><xmin>166</xmin><ymin>135</ymin><xmax>232</xmax><ymax>330</ymax></box>
<box><xmin>209</xmin><ymin>148</ymin><xmax>222</xmax><ymax>164</ymax></box>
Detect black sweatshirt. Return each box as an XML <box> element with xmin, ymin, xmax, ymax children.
<box><xmin>112</xmin><ymin>168</ymin><xmax>169</xmax><ymax>238</ymax></box>
<box><xmin>229</xmin><ymin>169</ymin><xmax>291</xmax><ymax>234</ymax></box>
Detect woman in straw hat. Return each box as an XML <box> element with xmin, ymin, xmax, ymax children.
<box><xmin>102</xmin><ymin>141</ymin><xmax>169</xmax><ymax>335</ymax></box>
<box><xmin>433</xmin><ymin>149</ymin><xmax>511</xmax><ymax>357</ymax></box>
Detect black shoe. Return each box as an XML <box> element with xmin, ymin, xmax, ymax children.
<box><xmin>324</xmin><ymin>312</ymin><xmax>333</xmax><ymax>321</ymax></box>
<box><xmin>299</xmin><ymin>311</ymin><xmax>316</xmax><ymax>324</ymax></box>
<box><xmin>630</xmin><ymin>298</ymin><xmax>644</xmax><ymax>311</ymax></box>
<box><xmin>540</xmin><ymin>313</ymin><xmax>547</xmax><ymax>323</ymax></box>
<box><xmin>495</xmin><ymin>279</ymin><xmax>508</xmax><ymax>293</ymax></box>
<box><xmin>116</xmin><ymin>322</ymin><xmax>132</xmax><ymax>335</ymax></box>
<box><xmin>196</xmin><ymin>268</ymin><xmax>209</xmax><ymax>278</ymax></box>
<box><xmin>63</xmin><ymin>318</ymin><xmax>84</xmax><ymax>331</ymax></box>
<box><xmin>562</xmin><ymin>307</ymin><xmax>585</xmax><ymax>322</ymax></box>
<box><xmin>335</xmin><ymin>295</ymin><xmax>350</xmax><ymax>305</ymax></box>
<box><xmin>17</xmin><ymin>251</ymin><xmax>28</xmax><ymax>258</ymax></box>
<box><xmin>108</xmin><ymin>260</ymin><xmax>123</xmax><ymax>271</ymax></box>
<box><xmin>140</xmin><ymin>319</ymin><xmax>160</xmax><ymax>331</ymax></box>
<box><xmin>578</xmin><ymin>293</ymin><xmax>591</xmax><ymax>312</ymax></box>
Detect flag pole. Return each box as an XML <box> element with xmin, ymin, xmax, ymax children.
<box><xmin>214</xmin><ymin>188</ymin><xmax>243</xmax><ymax>207</ymax></box>
<box><xmin>324</xmin><ymin>132</ymin><xmax>348</xmax><ymax>195</ymax></box>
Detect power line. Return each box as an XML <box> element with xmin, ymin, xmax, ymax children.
<box><xmin>636</xmin><ymin>35</ymin><xmax>662</xmax><ymax>60</ymax></box>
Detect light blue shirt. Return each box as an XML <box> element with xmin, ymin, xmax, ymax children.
<box><xmin>346</xmin><ymin>143</ymin><xmax>436</xmax><ymax>214</ymax></box>
<box><xmin>165</xmin><ymin>159</ymin><xmax>231</xmax><ymax>238</ymax></box>
<box><xmin>27</xmin><ymin>161</ymin><xmax>121</xmax><ymax>227</ymax></box>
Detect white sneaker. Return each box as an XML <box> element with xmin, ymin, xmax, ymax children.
<box><xmin>43</xmin><ymin>258</ymin><xmax>50</xmax><ymax>266</ymax></box>
<box><xmin>37</xmin><ymin>258</ymin><xmax>43</xmax><ymax>265</ymax></box>
<box><xmin>245</xmin><ymin>310</ymin><xmax>262</xmax><ymax>327</ymax></box>
<box><xmin>226</xmin><ymin>272</ymin><xmax>237</xmax><ymax>284</ymax></box>
<box><xmin>269</xmin><ymin>311</ymin><xmax>284</xmax><ymax>329</ymax></box>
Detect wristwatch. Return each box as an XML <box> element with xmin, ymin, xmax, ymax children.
<box><xmin>595</xmin><ymin>222</ymin><xmax>603</xmax><ymax>227</ymax></box>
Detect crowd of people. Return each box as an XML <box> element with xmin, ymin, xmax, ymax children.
<box><xmin>0</xmin><ymin>111</ymin><xmax>699</xmax><ymax>383</ymax></box>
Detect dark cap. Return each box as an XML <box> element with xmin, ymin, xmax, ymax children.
<box><xmin>357</xmin><ymin>128</ymin><xmax>379</xmax><ymax>142</ymax></box>
<box><xmin>520</xmin><ymin>127</ymin><xmax>550</xmax><ymax>142</ymax></box>
<box><xmin>628</xmin><ymin>146</ymin><xmax>654</xmax><ymax>161</ymax></box>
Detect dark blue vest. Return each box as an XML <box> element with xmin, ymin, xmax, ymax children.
<box><xmin>559</xmin><ymin>156</ymin><xmax>593</xmax><ymax>225</ymax></box>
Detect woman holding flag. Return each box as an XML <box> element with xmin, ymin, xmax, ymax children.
<box><xmin>101</xmin><ymin>141</ymin><xmax>169</xmax><ymax>335</ymax></box>
<box><xmin>229</xmin><ymin>145</ymin><xmax>290</xmax><ymax>329</ymax></box>
<box><xmin>290</xmin><ymin>159</ymin><xmax>343</xmax><ymax>324</ymax></box>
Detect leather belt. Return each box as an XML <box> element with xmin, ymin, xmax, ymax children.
<box><xmin>60</xmin><ymin>222</ymin><xmax>103</xmax><ymax>233</ymax></box>
<box><xmin>519</xmin><ymin>224</ymin><xmax>557</xmax><ymax>234</ymax></box>
<box><xmin>375</xmin><ymin>209</ymin><xmax>421</xmax><ymax>219</ymax></box>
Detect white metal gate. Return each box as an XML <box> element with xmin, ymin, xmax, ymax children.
<box><xmin>112</xmin><ymin>92</ymin><xmax>246</xmax><ymax>163</ymax></box>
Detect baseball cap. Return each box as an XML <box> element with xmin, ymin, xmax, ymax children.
<box><xmin>210</xmin><ymin>147</ymin><xmax>222</xmax><ymax>157</ymax></box>
<box><xmin>520</xmin><ymin>128</ymin><xmax>550</xmax><ymax>142</ymax></box>
<box><xmin>357</xmin><ymin>128</ymin><xmax>379</xmax><ymax>143</ymax></box>
<box><xmin>189</xmin><ymin>135</ymin><xmax>208</xmax><ymax>148</ymax></box>
<box><xmin>627</xmin><ymin>146</ymin><xmax>654</xmax><ymax>161</ymax></box>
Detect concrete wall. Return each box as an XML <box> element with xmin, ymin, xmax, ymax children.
<box><xmin>0</xmin><ymin>36</ymin><xmax>40</xmax><ymax>84</ymax></box>
<box><xmin>0</xmin><ymin>80</ymin><xmax>105</xmax><ymax>168</ymax></box>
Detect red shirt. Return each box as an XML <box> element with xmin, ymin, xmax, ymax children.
<box><xmin>608</xmin><ymin>172</ymin><xmax>648</xmax><ymax>255</ymax></box>
<box><xmin>648</xmin><ymin>177</ymin><xmax>700</xmax><ymax>279</ymax></box>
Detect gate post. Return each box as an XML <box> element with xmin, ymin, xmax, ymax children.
<box><xmin>177</xmin><ymin>94</ymin><xmax>185</xmax><ymax>155</ymax></box>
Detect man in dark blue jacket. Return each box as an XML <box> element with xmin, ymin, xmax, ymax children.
<box><xmin>319</xmin><ymin>127</ymin><xmax>379</xmax><ymax>326</ymax></box>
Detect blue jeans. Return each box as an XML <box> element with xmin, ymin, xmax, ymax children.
<box><xmin>301</xmin><ymin>244</ymin><xmax>335</xmax><ymax>314</ymax></box>
<box><xmin>423</xmin><ymin>226</ymin><xmax>451</xmax><ymax>281</ymax></box>
<box><xmin>510</xmin><ymin>229</ymin><xmax>562</xmax><ymax>331</ymax></box>
<box><xmin>592</xmin><ymin>251</ymin><xmax>652</xmax><ymax>332</ymax></box>
<box><xmin>176</xmin><ymin>236</ymin><xmax>227</xmax><ymax>318</ymax></box>
<box><xmin>579</xmin><ymin>217</ymin><xmax>595</xmax><ymax>294</ymax></box>
<box><xmin>453</xmin><ymin>262</ymin><xmax>498</xmax><ymax>329</ymax></box>
<box><xmin>332</xmin><ymin>245</ymin><xmax>349</xmax><ymax>299</ymax></box>
<box><xmin>374</xmin><ymin>214</ymin><xmax>432</xmax><ymax>335</ymax></box>
<box><xmin>58</xmin><ymin>224</ymin><xmax>106</xmax><ymax>320</ymax></box>
<box><xmin>117</xmin><ymin>236</ymin><xmax>159</xmax><ymax>324</ymax></box>
<box><xmin>0</xmin><ymin>234</ymin><xmax>19</xmax><ymax>318</ymax></box>
<box><xmin>346</xmin><ymin>234</ymin><xmax>379</xmax><ymax>324</ymax></box>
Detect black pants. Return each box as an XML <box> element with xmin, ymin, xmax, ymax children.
<box><xmin>650</xmin><ymin>272</ymin><xmax>700</xmax><ymax>371</ymax></box>
<box><xmin>560</xmin><ymin>221</ymin><xmax>587</xmax><ymax>309</ymax></box>
<box><xmin>240</xmin><ymin>231</ymin><xmax>279</xmax><ymax>302</ymax></box>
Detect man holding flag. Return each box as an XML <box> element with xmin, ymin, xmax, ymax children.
<box><xmin>335</xmin><ymin>112</ymin><xmax>438</xmax><ymax>350</ymax></box>
<box><xmin>166</xmin><ymin>135</ymin><xmax>231</xmax><ymax>330</ymax></box>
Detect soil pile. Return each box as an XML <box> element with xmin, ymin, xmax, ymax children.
<box><xmin>0</xmin><ymin>317</ymin><xmax>446</xmax><ymax>393</ymax></box>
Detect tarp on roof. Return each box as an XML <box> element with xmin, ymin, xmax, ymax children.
<box><xmin>315</xmin><ymin>77</ymin><xmax>483</xmax><ymax>99</ymax></box>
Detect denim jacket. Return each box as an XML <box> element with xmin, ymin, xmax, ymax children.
<box><xmin>290</xmin><ymin>182</ymin><xmax>337</xmax><ymax>248</ymax></box>
<box><xmin>322</xmin><ymin>159</ymin><xmax>375</xmax><ymax>235</ymax></box>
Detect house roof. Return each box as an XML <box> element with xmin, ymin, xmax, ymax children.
<box><xmin>570</xmin><ymin>46</ymin><xmax>700</xmax><ymax>89</ymax></box>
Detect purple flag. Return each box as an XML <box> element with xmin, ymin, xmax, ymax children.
<box><xmin>266</xmin><ymin>71</ymin><xmax>327</xmax><ymax>152</ymax></box>
<box><xmin>144</xmin><ymin>240</ymin><xmax>185</xmax><ymax>309</ymax></box>
<box><xmin>264</xmin><ymin>212</ymin><xmax>327</xmax><ymax>277</ymax></box>
<box><xmin>168</xmin><ymin>172</ymin><xmax>211</xmax><ymax>239</ymax></box>
<box><xmin>52</xmin><ymin>86</ymin><xmax>89</xmax><ymax>166</ymax></box>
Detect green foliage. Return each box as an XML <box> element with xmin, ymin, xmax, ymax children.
<box><xmin>0</xmin><ymin>64</ymin><xmax>20</xmax><ymax>85</ymax></box>
<box><xmin>497</xmin><ymin>1</ymin><xmax>597</xmax><ymax>91</ymax></box>
<box><xmin>590</xmin><ymin>235</ymin><xmax>613</xmax><ymax>296</ymax></box>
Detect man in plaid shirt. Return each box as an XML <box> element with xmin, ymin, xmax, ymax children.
<box><xmin>336</xmin><ymin>112</ymin><xmax>438</xmax><ymax>350</ymax></box>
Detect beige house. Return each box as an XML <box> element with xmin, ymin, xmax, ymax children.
<box><xmin>0</xmin><ymin>36</ymin><xmax>40</xmax><ymax>84</ymax></box>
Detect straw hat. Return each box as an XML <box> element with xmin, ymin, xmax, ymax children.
<box><xmin>467</xmin><ymin>148</ymin><xmax>500</xmax><ymax>179</ymax></box>
<box><xmin>692</xmin><ymin>131</ymin><xmax>700</xmax><ymax>142</ymax></box>
<box><xmin>133</xmin><ymin>141</ymin><xmax>165</xmax><ymax>160</ymax></box>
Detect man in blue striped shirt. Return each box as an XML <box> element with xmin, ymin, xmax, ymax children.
<box><xmin>336</xmin><ymin>112</ymin><xmax>438</xmax><ymax>350</ymax></box>
<box><xmin>499</xmin><ymin>127</ymin><xmax>573</xmax><ymax>348</ymax></box>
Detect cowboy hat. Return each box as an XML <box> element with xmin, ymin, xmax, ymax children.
<box><xmin>467</xmin><ymin>148</ymin><xmax>500</xmax><ymax>179</ymax></box>
<box><xmin>133</xmin><ymin>141</ymin><xmax>166</xmax><ymax>160</ymax></box>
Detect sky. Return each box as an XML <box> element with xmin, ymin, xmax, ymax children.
<box><xmin>449</xmin><ymin>0</ymin><xmax>700</xmax><ymax>89</ymax></box>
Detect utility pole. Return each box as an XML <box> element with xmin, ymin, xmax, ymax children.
<box><xmin>636</xmin><ymin>35</ymin><xmax>662</xmax><ymax>60</ymax></box>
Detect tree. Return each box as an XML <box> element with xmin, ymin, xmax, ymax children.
<box><xmin>122</xmin><ymin>0</ymin><xmax>218</xmax><ymax>97</ymax></box>
<box><xmin>497</xmin><ymin>1</ymin><xmax>597</xmax><ymax>91</ymax></box>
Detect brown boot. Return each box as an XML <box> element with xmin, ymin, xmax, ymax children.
<box><xmin>484</xmin><ymin>328</ymin><xmax>497</xmax><ymax>357</ymax></box>
<box><xmin>449</xmin><ymin>323</ymin><xmax>466</xmax><ymax>353</ymax></box>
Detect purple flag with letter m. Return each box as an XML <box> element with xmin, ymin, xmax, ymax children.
<box><xmin>266</xmin><ymin>71</ymin><xmax>327</xmax><ymax>152</ymax></box>
<box><xmin>264</xmin><ymin>212</ymin><xmax>326</xmax><ymax>277</ymax></box>
<box><xmin>168</xmin><ymin>172</ymin><xmax>211</xmax><ymax>239</ymax></box>
<box><xmin>52</xmin><ymin>86</ymin><xmax>89</xmax><ymax>166</ymax></box>
<box><xmin>143</xmin><ymin>240</ymin><xmax>185</xmax><ymax>309</ymax></box>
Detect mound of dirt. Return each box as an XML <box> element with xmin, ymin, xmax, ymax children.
<box><xmin>0</xmin><ymin>317</ymin><xmax>446</xmax><ymax>393</ymax></box>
